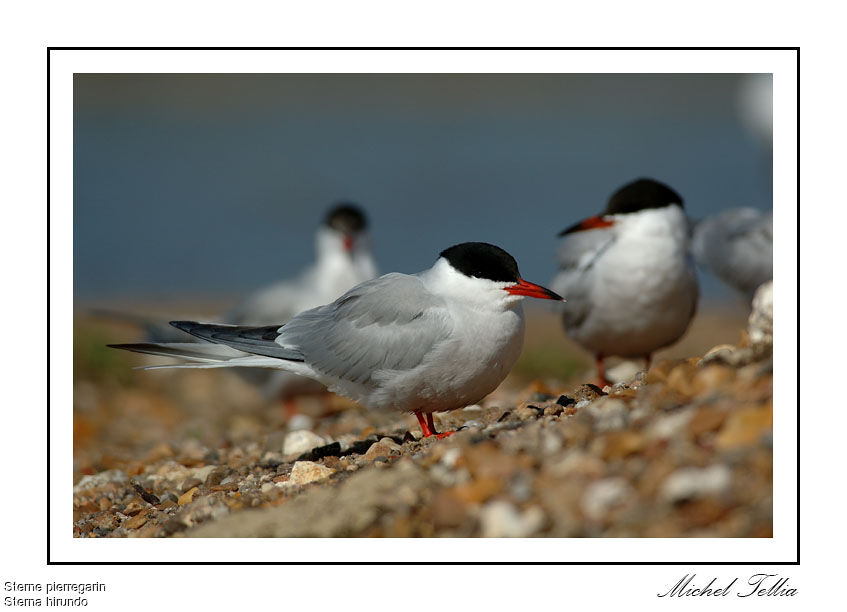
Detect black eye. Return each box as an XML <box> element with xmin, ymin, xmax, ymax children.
<box><xmin>439</xmin><ymin>242</ymin><xmax>520</xmax><ymax>283</ymax></box>
<box><xmin>604</xmin><ymin>178</ymin><xmax>684</xmax><ymax>215</ymax></box>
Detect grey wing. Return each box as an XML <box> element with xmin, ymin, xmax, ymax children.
<box><xmin>551</xmin><ymin>229</ymin><xmax>616</xmax><ymax>330</ymax></box>
<box><xmin>277</xmin><ymin>273</ymin><xmax>454</xmax><ymax>384</ymax></box>
<box><xmin>691</xmin><ymin>208</ymin><xmax>772</xmax><ymax>295</ymax></box>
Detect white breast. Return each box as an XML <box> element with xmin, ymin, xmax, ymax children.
<box><xmin>560</xmin><ymin>205</ymin><xmax>699</xmax><ymax>358</ymax></box>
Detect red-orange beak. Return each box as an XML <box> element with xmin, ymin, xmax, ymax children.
<box><xmin>505</xmin><ymin>278</ymin><xmax>563</xmax><ymax>301</ymax></box>
<box><xmin>558</xmin><ymin>215</ymin><xmax>615</xmax><ymax>236</ymax></box>
<box><xmin>343</xmin><ymin>235</ymin><xmax>354</xmax><ymax>252</ymax></box>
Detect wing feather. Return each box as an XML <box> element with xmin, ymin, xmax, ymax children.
<box><xmin>277</xmin><ymin>273</ymin><xmax>453</xmax><ymax>384</ymax></box>
<box><xmin>551</xmin><ymin>228</ymin><xmax>616</xmax><ymax>330</ymax></box>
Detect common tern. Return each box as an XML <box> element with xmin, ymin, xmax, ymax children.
<box><xmin>691</xmin><ymin>207</ymin><xmax>772</xmax><ymax>300</ymax></box>
<box><xmin>551</xmin><ymin>178</ymin><xmax>699</xmax><ymax>386</ymax></box>
<box><xmin>98</xmin><ymin>203</ymin><xmax>379</xmax><ymax>403</ymax></box>
<box><xmin>225</xmin><ymin>202</ymin><xmax>378</xmax><ymax>402</ymax></box>
<box><xmin>111</xmin><ymin>242</ymin><xmax>563</xmax><ymax>438</ymax></box>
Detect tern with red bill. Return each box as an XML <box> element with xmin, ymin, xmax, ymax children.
<box><xmin>111</xmin><ymin>242</ymin><xmax>563</xmax><ymax>438</ymax></box>
<box><xmin>551</xmin><ymin>178</ymin><xmax>699</xmax><ymax>386</ymax></box>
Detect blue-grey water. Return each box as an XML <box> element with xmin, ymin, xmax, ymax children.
<box><xmin>73</xmin><ymin>74</ymin><xmax>771</xmax><ymax>302</ymax></box>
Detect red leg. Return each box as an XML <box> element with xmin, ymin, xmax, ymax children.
<box><xmin>414</xmin><ymin>410</ymin><xmax>455</xmax><ymax>439</ymax></box>
<box><xmin>596</xmin><ymin>354</ymin><xmax>610</xmax><ymax>387</ymax></box>
<box><xmin>414</xmin><ymin>410</ymin><xmax>435</xmax><ymax>437</ymax></box>
<box><xmin>282</xmin><ymin>397</ymin><xmax>298</xmax><ymax>419</ymax></box>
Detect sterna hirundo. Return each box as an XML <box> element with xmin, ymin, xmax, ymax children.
<box><xmin>98</xmin><ymin>203</ymin><xmax>379</xmax><ymax>403</ymax></box>
<box><xmin>225</xmin><ymin>202</ymin><xmax>378</xmax><ymax>402</ymax></box>
<box><xmin>111</xmin><ymin>242</ymin><xmax>563</xmax><ymax>438</ymax></box>
<box><xmin>550</xmin><ymin>178</ymin><xmax>699</xmax><ymax>386</ymax></box>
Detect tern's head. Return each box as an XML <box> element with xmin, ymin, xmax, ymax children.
<box><xmin>318</xmin><ymin>202</ymin><xmax>371</xmax><ymax>258</ymax></box>
<box><xmin>433</xmin><ymin>242</ymin><xmax>563</xmax><ymax>305</ymax></box>
<box><xmin>558</xmin><ymin>178</ymin><xmax>685</xmax><ymax>237</ymax></box>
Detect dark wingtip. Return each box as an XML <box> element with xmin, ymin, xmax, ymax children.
<box><xmin>169</xmin><ymin>320</ymin><xmax>198</xmax><ymax>331</ymax></box>
<box><xmin>106</xmin><ymin>343</ymin><xmax>152</xmax><ymax>354</ymax></box>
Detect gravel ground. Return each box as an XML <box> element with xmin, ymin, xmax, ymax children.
<box><xmin>72</xmin><ymin>287</ymin><xmax>772</xmax><ymax>538</ymax></box>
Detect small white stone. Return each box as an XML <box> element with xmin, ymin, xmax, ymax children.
<box><xmin>541</xmin><ymin>430</ymin><xmax>562</xmax><ymax>455</ymax></box>
<box><xmin>282</xmin><ymin>430</ymin><xmax>329</xmax><ymax>456</ymax></box>
<box><xmin>480</xmin><ymin>501</ymin><xmax>545</xmax><ymax>537</ymax></box>
<box><xmin>606</xmin><ymin>361</ymin><xmax>642</xmax><ymax>384</ymax></box>
<box><xmin>288</xmin><ymin>461</ymin><xmax>335</xmax><ymax>486</ymax></box>
<box><xmin>190</xmin><ymin>465</ymin><xmax>217</xmax><ymax>483</ymax></box>
<box><xmin>286</xmin><ymin>414</ymin><xmax>315</xmax><ymax>432</ymax></box>
<box><xmin>748</xmin><ymin>280</ymin><xmax>773</xmax><ymax>348</ymax></box>
<box><xmin>439</xmin><ymin>447</ymin><xmax>463</xmax><ymax>468</ymax></box>
<box><xmin>581</xmin><ymin>477</ymin><xmax>633</xmax><ymax>521</ymax></box>
<box><xmin>646</xmin><ymin>407</ymin><xmax>694</xmax><ymax>440</ymax></box>
<box><xmin>73</xmin><ymin>469</ymin><xmax>128</xmax><ymax>493</ymax></box>
<box><xmin>660</xmin><ymin>464</ymin><xmax>732</xmax><ymax>503</ymax></box>
<box><xmin>377</xmin><ymin>437</ymin><xmax>402</xmax><ymax>452</ymax></box>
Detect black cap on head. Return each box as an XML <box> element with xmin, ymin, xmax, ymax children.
<box><xmin>325</xmin><ymin>202</ymin><xmax>368</xmax><ymax>233</ymax></box>
<box><xmin>439</xmin><ymin>242</ymin><xmax>520</xmax><ymax>283</ymax></box>
<box><xmin>604</xmin><ymin>178</ymin><xmax>684</xmax><ymax>215</ymax></box>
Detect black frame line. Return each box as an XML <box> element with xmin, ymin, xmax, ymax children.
<box><xmin>52</xmin><ymin>46</ymin><xmax>799</xmax><ymax>566</ymax></box>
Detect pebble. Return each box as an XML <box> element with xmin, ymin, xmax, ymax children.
<box><xmin>282</xmin><ymin>430</ymin><xmax>330</xmax><ymax>456</ymax></box>
<box><xmin>177</xmin><ymin>487</ymin><xmax>198</xmax><ymax>506</ymax></box>
<box><xmin>646</xmin><ymin>407</ymin><xmax>694</xmax><ymax>440</ymax></box>
<box><xmin>288</xmin><ymin>461</ymin><xmax>336</xmax><ymax>486</ymax></box>
<box><xmin>580</xmin><ymin>477</ymin><xmax>633</xmax><ymax>521</ymax></box>
<box><xmin>287</xmin><ymin>414</ymin><xmax>315</xmax><ymax>431</ymax></box>
<box><xmin>479</xmin><ymin>501</ymin><xmax>545</xmax><ymax>537</ymax></box>
<box><xmin>584</xmin><ymin>397</ymin><xmax>629</xmax><ymax>431</ymax></box>
<box><xmin>605</xmin><ymin>361</ymin><xmax>642</xmax><ymax>384</ymax></box>
<box><xmin>693</xmin><ymin>364</ymin><xmax>736</xmax><ymax>395</ymax></box>
<box><xmin>124</xmin><ymin>513</ymin><xmax>149</xmax><ymax>530</ymax></box>
<box><xmin>547</xmin><ymin>450</ymin><xmax>605</xmax><ymax>480</ymax></box>
<box><xmin>715</xmin><ymin>405</ymin><xmax>772</xmax><ymax>449</ymax></box>
<box><xmin>204</xmin><ymin>467</ymin><xmax>230</xmax><ymax>488</ymax></box>
<box><xmin>74</xmin><ymin>469</ymin><xmax>128</xmax><ymax>493</ymax></box>
<box><xmin>364</xmin><ymin>439</ymin><xmax>400</xmax><ymax>461</ymax></box>
<box><xmin>601</xmin><ymin>431</ymin><xmax>644</xmax><ymax>461</ymax></box>
<box><xmin>515</xmin><ymin>403</ymin><xmax>543</xmax><ymax>420</ymax></box>
<box><xmin>430</xmin><ymin>489</ymin><xmax>469</xmax><ymax>528</ymax></box>
<box><xmin>180</xmin><ymin>477</ymin><xmax>202</xmax><ymax>493</ymax></box>
<box><xmin>660</xmin><ymin>464</ymin><xmax>732</xmax><ymax>503</ymax></box>
<box><xmin>190</xmin><ymin>465</ymin><xmax>217</xmax><ymax>483</ymax></box>
<box><xmin>572</xmin><ymin>383</ymin><xmax>606</xmax><ymax>402</ymax></box>
<box><xmin>748</xmin><ymin>281</ymin><xmax>773</xmax><ymax>349</ymax></box>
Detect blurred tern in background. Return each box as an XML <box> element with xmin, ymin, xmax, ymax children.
<box><xmin>110</xmin><ymin>242</ymin><xmax>563</xmax><ymax>438</ymax></box>
<box><xmin>98</xmin><ymin>202</ymin><xmax>379</xmax><ymax>405</ymax></box>
<box><xmin>691</xmin><ymin>207</ymin><xmax>772</xmax><ymax>300</ymax></box>
<box><xmin>551</xmin><ymin>178</ymin><xmax>699</xmax><ymax>386</ymax></box>
<box><xmin>225</xmin><ymin>202</ymin><xmax>378</xmax><ymax>404</ymax></box>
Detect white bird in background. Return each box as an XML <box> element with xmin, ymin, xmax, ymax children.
<box><xmin>99</xmin><ymin>202</ymin><xmax>380</xmax><ymax>404</ymax></box>
<box><xmin>224</xmin><ymin>202</ymin><xmax>379</xmax><ymax>403</ymax></box>
<box><xmin>551</xmin><ymin>178</ymin><xmax>699</xmax><ymax>387</ymax></box>
<box><xmin>691</xmin><ymin>207</ymin><xmax>772</xmax><ymax>300</ymax></box>
<box><xmin>110</xmin><ymin>242</ymin><xmax>563</xmax><ymax>438</ymax></box>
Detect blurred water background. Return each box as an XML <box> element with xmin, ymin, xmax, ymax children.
<box><xmin>74</xmin><ymin>73</ymin><xmax>771</xmax><ymax>304</ymax></box>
